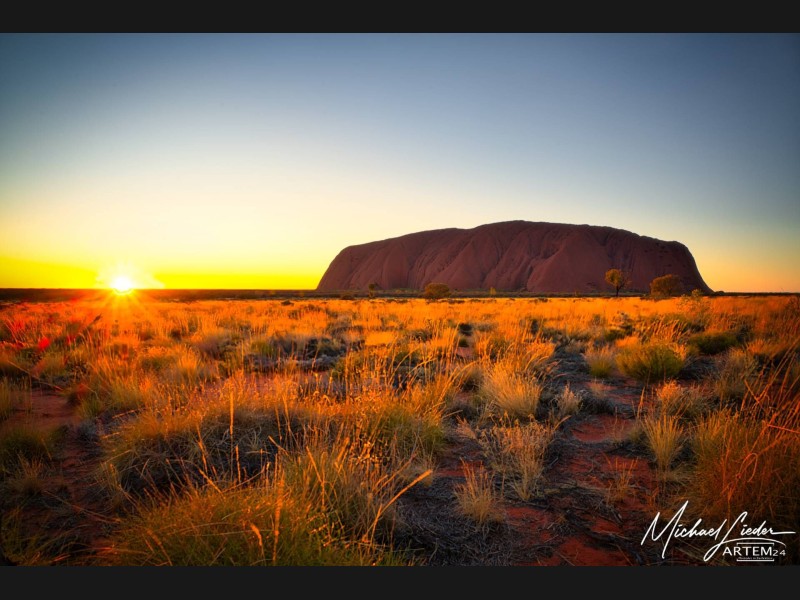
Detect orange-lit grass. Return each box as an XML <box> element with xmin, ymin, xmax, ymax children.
<box><xmin>654</xmin><ymin>381</ymin><xmax>708</xmax><ymax>420</ymax></box>
<box><xmin>0</xmin><ymin>423</ymin><xmax>59</xmax><ymax>477</ymax></box>
<box><xmin>714</xmin><ymin>348</ymin><xmax>758</xmax><ymax>403</ymax></box>
<box><xmin>584</xmin><ymin>344</ymin><xmax>616</xmax><ymax>378</ymax></box>
<box><xmin>687</xmin><ymin>352</ymin><xmax>800</xmax><ymax>560</ymax></box>
<box><xmin>478</xmin><ymin>419</ymin><xmax>555</xmax><ymax>501</ymax></box>
<box><xmin>616</xmin><ymin>342</ymin><xmax>684</xmax><ymax>382</ymax></box>
<box><xmin>454</xmin><ymin>461</ymin><xmax>503</xmax><ymax>526</ymax></box>
<box><xmin>102</xmin><ymin>437</ymin><xmax>417</xmax><ymax>566</ymax></box>
<box><xmin>556</xmin><ymin>383</ymin><xmax>582</xmax><ymax>418</ymax></box>
<box><xmin>479</xmin><ymin>361</ymin><xmax>544</xmax><ymax>420</ymax></box>
<box><xmin>641</xmin><ymin>414</ymin><xmax>684</xmax><ymax>472</ymax></box>
<box><xmin>1</xmin><ymin>294</ymin><xmax>798</xmax><ymax>564</ymax></box>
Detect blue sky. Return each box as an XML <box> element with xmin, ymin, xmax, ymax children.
<box><xmin>1</xmin><ymin>33</ymin><xmax>798</xmax><ymax>290</ymax></box>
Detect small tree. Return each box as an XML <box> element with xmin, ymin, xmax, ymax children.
<box><xmin>367</xmin><ymin>282</ymin><xmax>378</xmax><ymax>299</ymax></box>
<box><xmin>650</xmin><ymin>274</ymin><xmax>683</xmax><ymax>298</ymax></box>
<box><xmin>605</xmin><ymin>269</ymin><xmax>630</xmax><ymax>297</ymax></box>
<box><xmin>423</xmin><ymin>282</ymin><xmax>451</xmax><ymax>300</ymax></box>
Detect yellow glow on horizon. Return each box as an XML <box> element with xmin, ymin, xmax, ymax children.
<box><xmin>0</xmin><ymin>255</ymin><xmax>322</xmax><ymax>290</ymax></box>
<box><xmin>0</xmin><ymin>253</ymin><xmax>796</xmax><ymax>293</ymax></box>
<box><xmin>0</xmin><ymin>255</ymin><xmax>99</xmax><ymax>288</ymax></box>
<box><xmin>110</xmin><ymin>275</ymin><xmax>134</xmax><ymax>294</ymax></box>
<box><xmin>153</xmin><ymin>270</ymin><xmax>321</xmax><ymax>290</ymax></box>
<box><xmin>96</xmin><ymin>263</ymin><xmax>159</xmax><ymax>293</ymax></box>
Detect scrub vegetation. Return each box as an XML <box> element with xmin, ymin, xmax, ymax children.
<box><xmin>1</xmin><ymin>292</ymin><xmax>797</xmax><ymax>565</ymax></box>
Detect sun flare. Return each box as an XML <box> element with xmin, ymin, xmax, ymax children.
<box><xmin>110</xmin><ymin>275</ymin><xmax>135</xmax><ymax>294</ymax></box>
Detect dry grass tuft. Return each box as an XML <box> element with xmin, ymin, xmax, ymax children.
<box><xmin>617</xmin><ymin>342</ymin><xmax>683</xmax><ymax>382</ymax></box>
<box><xmin>655</xmin><ymin>381</ymin><xmax>708</xmax><ymax>419</ymax></box>
<box><xmin>641</xmin><ymin>414</ymin><xmax>683</xmax><ymax>471</ymax></box>
<box><xmin>479</xmin><ymin>362</ymin><xmax>543</xmax><ymax>420</ymax></box>
<box><xmin>454</xmin><ymin>461</ymin><xmax>503</xmax><ymax>526</ymax></box>
<box><xmin>478</xmin><ymin>420</ymin><xmax>555</xmax><ymax>501</ymax></box>
<box><xmin>556</xmin><ymin>383</ymin><xmax>582</xmax><ymax>418</ymax></box>
<box><xmin>584</xmin><ymin>345</ymin><xmax>616</xmax><ymax>378</ymax></box>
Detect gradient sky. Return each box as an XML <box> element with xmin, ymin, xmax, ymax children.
<box><xmin>1</xmin><ymin>33</ymin><xmax>798</xmax><ymax>291</ymax></box>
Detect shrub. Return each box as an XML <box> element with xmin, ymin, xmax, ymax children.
<box><xmin>423</xmin><ymin>283</ymin><xmax>451</xmax><ymax>300</ymax></box>
<box><xmin>457</xmin><ymin>322</ymin><xmax>474</xmax><ymax>336</ymax></box>
<box><xmin>688</xmin><ymin>331</ymin><xmax>737</xmax><ymax>356</ymax></box>
<box><xmin>650</xmin><ymin>274</ymin><xmax>683</xmax><ymax>298</ymax></box>
<box><xmin>617</xmin><ymin>343</ymin><xmax>683</xmax><ymax>382</ymax></box>
<box><xmin>603</xmin><ymin>328</ymin><xmax>627</xmax><ymax>343</ymax></box>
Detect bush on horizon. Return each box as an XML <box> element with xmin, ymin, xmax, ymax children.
<box><xmin>423</xmin><ymin>283</ymin><xmax>451</xmax><ymax>300</ymax></box>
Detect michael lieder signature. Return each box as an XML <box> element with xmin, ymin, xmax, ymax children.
<box><xmin>641</xmin><ymin>500</ymin><xmax>795</xmax><ymax>562</ymax></box>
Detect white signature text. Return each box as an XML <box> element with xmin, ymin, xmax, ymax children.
<box><xmin>641</xmin><ymin>500</ymin><xmax>795</xmax><ymax>562</ymax></box>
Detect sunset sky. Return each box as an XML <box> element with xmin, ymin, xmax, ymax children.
<box><xmin>1</xmin><ymin>34</ymin><xmax>798</xmax><ymax>292</ymax></box>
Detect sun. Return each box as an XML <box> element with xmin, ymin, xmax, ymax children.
<box><xmin>110</xmin><ymin>275</ymin><xmax>135</xmax><ymax>294</ymax></box>
<box><xmin>98</xmin><ymin>264</ymin><xmax>160</xmax><ymax>294</ymax></box>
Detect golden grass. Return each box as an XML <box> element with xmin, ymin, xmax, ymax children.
<box><xmin>103</xmin><ymin>448</ymin><xmax>413</xmax><ymax>566</ymax></box>
<box><xmin>604</xmin><ymin>457</ymin><xmax>635</xmax><ymax>507</ymax></box>
<box><xmin>478</xmin><ymin>420</ymin><xmax>555</xmax><ymax>501</ymax></box>
<box><xmin>585</xmin><ymin>345</ymin><xmax>616</xmax><ymax>378</ymax></box>
<box><xmin>0</xmin><ymin>293</ymin><xmax>797</xmax><ymax>564</ymax></box>
<box><xmin>655</xmin><ymin>381</ymin><xmax>708</xmax><ymax>420</ymax></box>
<box><xmin>454</xmin><ymin>461</ymin><xmax>503</xmax><ymax>526</ymax></box>
<box><xmin>687</xmin><ymin>356</ymin><xmax>800</xmax><ymax>559</ymax></box>
<box><xmin>641</xmin><ymin>414</ymin><xmax>684</xmax><ymax>471</ymax></box>
<box><xmin>479</xmin><ymin>362</ymin><xmax>544</xmax><ymax>420</ymax></box>
<box><xmin>556</xmin><ymin>383</ymin><xmax>582</xmax><ymax>418</ymax></box>
<box><xmin>617</xmin><ymin>342</ymin><xmax>683</xmax><ymax>382</ymax></box>
<box><xmin>714</xmin><ymin>348</ymin><xmax>758</xmax><ymax>403</ymax></box>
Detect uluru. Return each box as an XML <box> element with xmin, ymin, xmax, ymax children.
<box><xmin>317</xmin><ymin>221</ymin><xmax>712</xmax><ymax>294</ymax></box>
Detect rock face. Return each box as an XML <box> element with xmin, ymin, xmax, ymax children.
<box><xmin>317</xmin><ymin>221</ymin><xmax>712</xmax><ymax>294</ymax></box>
